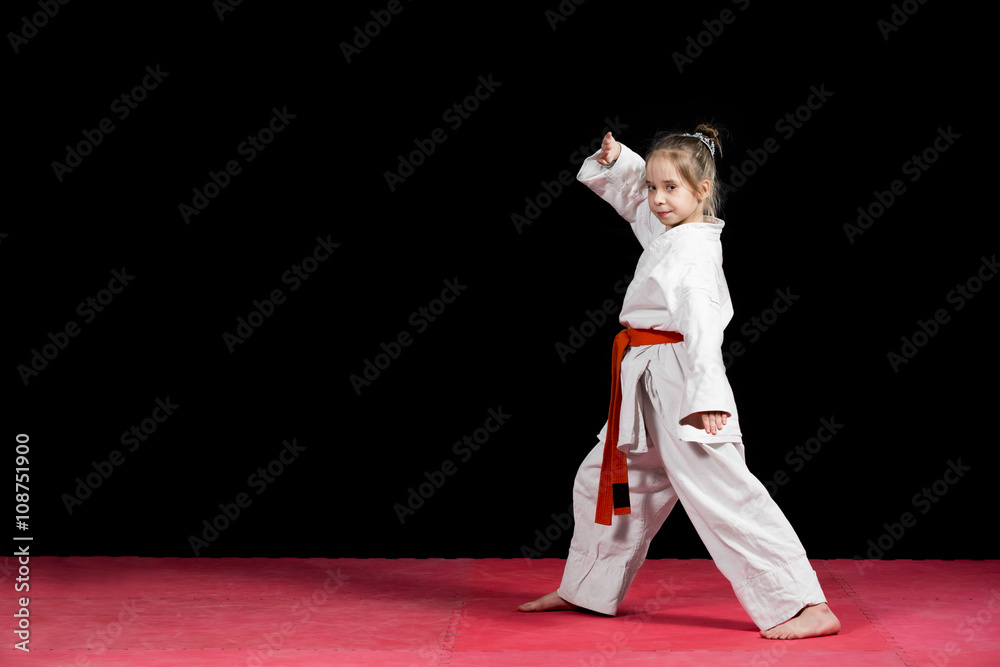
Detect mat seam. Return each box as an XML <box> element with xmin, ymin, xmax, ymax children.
<box><xmin>438</xmin><ymin>558</ymin><xmax>469</xmax><ymax>665</ymax></box>
<box><xmin>821</xmin><ymin>560</ymin><xmax>919</xmax><ymax>667</ymax></box>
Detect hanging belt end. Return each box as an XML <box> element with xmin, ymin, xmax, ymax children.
<box><xmin>612</xmin><ymin>482</ymin><xmax>630</xmax><ymax>512</ymax></box>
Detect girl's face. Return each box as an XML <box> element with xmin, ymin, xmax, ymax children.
<box><xmin>645</xmin><ymin>156</ymin><xmax>710</xmax><ymax>228</ymax></box>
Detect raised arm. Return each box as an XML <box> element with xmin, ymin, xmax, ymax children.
<box><xmin>576</xmin><ymin>132</ymin><xmax>659</xmax><ymax>249</ymax></box>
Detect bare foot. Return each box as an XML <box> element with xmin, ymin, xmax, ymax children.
<box><xmin>760</xmin><ymin>603</ymin><xmax>840</xmax><ymax>639</ymax></box>
<box><xmin>518</xmin><ymin>591</ymin><xmax>581</xmax><ymax>612</ymax></box>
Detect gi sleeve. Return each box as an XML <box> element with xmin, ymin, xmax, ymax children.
<box><xmin>576</xmin><ymin>143</ymin><xmax>659</xmax><ymax>249</ymax></box>
<box><xmin>673</xmin><ymin>268</ymin><xmax>734</xmax><ymax>422</ymax></box>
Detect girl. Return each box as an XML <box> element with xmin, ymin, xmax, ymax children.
<box><xmin>519</xmin><ymin>127</ymin><xmax>840</xmax><ymax>640</ymax></box>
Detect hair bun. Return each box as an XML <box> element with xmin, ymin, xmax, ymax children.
<box><xmin>694</xmin><ymin>125</ymin><xmax>722</xmax><ymax>157</ymax></box>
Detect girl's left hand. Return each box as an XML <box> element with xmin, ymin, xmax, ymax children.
<box><xmin>681</xmin><ymin>411</ymin><xmax>728</xmax><ymax>435</ymax></box>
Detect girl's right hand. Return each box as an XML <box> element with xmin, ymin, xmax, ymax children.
<box><xmin>680</xmin><ymin>411</ymin><xmax>730</xmax><ymax>436</ymax></box>
<box><xmin>596</xmin><ymin>131</ymin><xmax>621</xmax><ymax>165</ymax></box>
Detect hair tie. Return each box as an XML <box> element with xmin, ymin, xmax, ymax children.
<box><xmin>680</xmin><ymin>132</ymin><xmax>715</xmax><ymax>158</ymax></box>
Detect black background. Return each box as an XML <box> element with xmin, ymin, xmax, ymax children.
<box><xmin>6</xmin><ymin>1</ymin><xmax>993</xmax><ymax>560</ymax></box>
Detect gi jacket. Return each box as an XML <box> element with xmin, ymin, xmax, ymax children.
<box><xmin>578</xmin><ymin>143</ymin><xmax>743</xmax><ymax>452</ymax></box>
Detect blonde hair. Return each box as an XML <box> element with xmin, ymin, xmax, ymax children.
<box><xmin>645</xmin><ymin>124</ymin><xmax>724</xmax><ymax>218</ymax></box>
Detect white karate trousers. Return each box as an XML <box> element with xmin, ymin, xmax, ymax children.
<box><xmin>556</xmin><ymin>371</ymin><xmax>827</xmax><ymax>631</ymax></box>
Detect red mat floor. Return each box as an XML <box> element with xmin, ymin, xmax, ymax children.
<box><xmin>2</xmin><ymin>557</ymin><xmax>998</xmax><ymax>665</ymax></box>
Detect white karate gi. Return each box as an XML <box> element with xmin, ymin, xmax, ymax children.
<box><xmin>556</xmin><ymin>144</ymin><xmax>826</xmax><ymax>631</ymax></box>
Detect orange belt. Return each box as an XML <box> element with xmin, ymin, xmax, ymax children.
<box><xmin>596</xmin><ymin>328</ymin><xmax>684</xmax><ymax>526</ymax></box>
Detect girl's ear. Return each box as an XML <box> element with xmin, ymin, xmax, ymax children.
<box><xmin>700</xmin><ymin>179</ymin><xmax>711</xmax><ymax>201</ymax></box>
